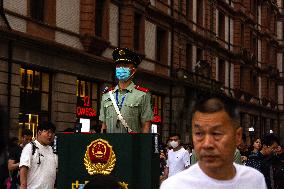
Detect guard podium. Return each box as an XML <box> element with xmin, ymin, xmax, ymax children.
<box><xmin>57</xmin><ymin>133</ymin><xmax>160</xmax><ymax>189</ymax></box>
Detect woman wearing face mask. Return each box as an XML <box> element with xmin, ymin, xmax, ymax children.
<box><xmin>99</xmin><ymin>48</ymin><xmax>154</xmax><ymax>133</ymax></box>
<box><xmin>163</xmin><ymin>134</ymin><xmax>191</xmax><ymax>179</ymax></box>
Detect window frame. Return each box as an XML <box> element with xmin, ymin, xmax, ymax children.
<box><xmin>218</xmin><ymin>58</ymin><xmax>226</xmax><ymax>84</ymax></box>
<box><xmin>19</xmin><ymin>67</ymin><xmax>52</xmax><ymax>137</ymax></box>
<box><xmin>156</xmin><ymin>27</ymin><xmax>168</xmax><ymax>65</ymax></box>
<box><xmin>134</xmin><ymin>12</ymin><xmax>142</xmax><ymax>52</ymax></box>
<box><xmin>186</xmin><ymin>43</ymin><xmax>193</xmax><ymax>72</ymax></box>
<box><xmin>218</xmin><ymin>11</ymin><xmax>225</xmax><ymax>40</ymax></box>
<box><xmin>95</xmin><ymin>0</ymin><xmax>105</xmax><ymax>37</ymax></box>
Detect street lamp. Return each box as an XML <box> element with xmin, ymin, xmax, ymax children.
<box><xmin>248</xmin><ymin>127</ymin><xmax>255</xmax><ymax>145</ymax></box>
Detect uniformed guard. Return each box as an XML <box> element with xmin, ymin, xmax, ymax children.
<box><xmin>99</xmin><ymin>48</ymin><xmax>153</xmax><ymax>133</ymax></box>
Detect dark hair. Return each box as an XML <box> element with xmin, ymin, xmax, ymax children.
<box><xmin>22</xmin><ymin>129</ymin><xmax>33</xmax><ymax>137</ymax></box>
<box><xmin>261</xmin><ymin>134</ymin><xmax>279</xmax><ymax>147</ymax></box>
<box><xmin>192</xmin><ymin>95</ymin><xmax>240</xmax><ymax>127</ymax></box>
<box><xmin>169</xmin><ymin>133</ymin><xmax>181</xmax><ymax>140</ymax></box>
<box><xmin>37</xmin><ymin>121</ymin><xmax>56</xmax><ymax>133</ymax></box>
<box><xmin>253</xmin><ymin>137</ymin><xmax>261</xmax><ymax>143</ymax></box>
<box><xmin>84</xmin><ymin>174</ymin><xmax>122</xmax><ymax>189</ymax></box>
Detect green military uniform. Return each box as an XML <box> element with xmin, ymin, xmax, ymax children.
<box><xmin>99</xmin><ymin>82</ymin><xmax>153</xmax><ymax>133</ymax></box>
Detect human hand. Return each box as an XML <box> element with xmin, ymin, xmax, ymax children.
<box><xmin>241</xmin><ymin>156</ymin><xmax>247</xmax><ymax>162</ymax></box>
<box><xmin>20</xmin><ymin>185</ymin><xmax>27</xmax><ymax>189</ymax></box>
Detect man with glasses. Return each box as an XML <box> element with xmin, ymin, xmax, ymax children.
<box><xmin>19</xmin><ymin>122</ymin><xmax>57</xmax><ymax>189</ymax></box>
<box><xmin>246</xmin><ymin>134</ymin><xmax>280</xmax><ymax>189</ymax></box>
<box><xmin>162</xmin><ymin>133</ymin><xmax>190</xmax><ymax>179</ymax></box>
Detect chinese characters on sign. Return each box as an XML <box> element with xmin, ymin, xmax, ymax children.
<box><xmin>76</xmin><ymin>96</ymin><xmax>96</xmax><ymax>118</ymax></box>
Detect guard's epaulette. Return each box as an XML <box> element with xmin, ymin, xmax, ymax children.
<box><xmin>102</xmin><ymin>86</ymin><xmax>113</xmax><ymax>94</ymax></box>
<box><xmin>134</xmin><ymin>85</ymin><xmax>149</xmax><ymax>93</ymax></box>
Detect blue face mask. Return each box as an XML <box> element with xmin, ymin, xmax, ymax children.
<box><xmin>115</xmin><ymin>67</ymin><xmax>131</xmax><ymax>81</ymax></box>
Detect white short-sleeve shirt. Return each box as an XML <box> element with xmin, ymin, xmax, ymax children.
<box><xmin>160</xmin><ymin>163</ymin><xmax>267</xmax><ymax>189</ymax></box>
<box><xmin>166</xmin><ymin>147</ymin><xmax>191</xmax><ymax>177</ymax></box>
<box><xmin>19</xmin><ymin>140</ymin><xmax>58</xmax><ymax>189</ymax></box>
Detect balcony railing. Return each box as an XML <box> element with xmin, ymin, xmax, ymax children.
<box><xmin>175</xmin><ymin>68</ymin><xmax>223</xmax><ymax>93</ymax></box>
<box><xmin>175</xmin><ymin>67</ymin><xmax>282</xmax><ymax>110</ymax></box>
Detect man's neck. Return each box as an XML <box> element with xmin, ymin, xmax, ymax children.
<box><xmin>173</xmin><ymin>146</ymin><xmax>182</xmax><ymax>152</ymax></box>
<box><xmin>199</xmin><ymin>163</ymin><xmax>236</xmax><ymax>180</ymax></box>
<box><xmin>36</xmin><ymin>138</ymin><xmax>47</xmax><ymax>146</ymax></box>
<box><xmin>119</xmin><ymin>80</ymin><xmax>132</xmax><ymax>90</ymax></box>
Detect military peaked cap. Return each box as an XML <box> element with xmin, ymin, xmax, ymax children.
<box><xmin>112</xmin><ymin>48</ymin><xmax>142</xmax><ymax>67</ymax></box>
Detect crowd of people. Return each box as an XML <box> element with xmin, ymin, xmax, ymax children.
<box><xmin>0</xmin><ymin>102</ymin><xmax>283</xmax><ymax>189</ymax></box>
<box><xmin>160</xmin><ymin>135</ymin><xmax>284</xmax><ymax>189</ymax></box>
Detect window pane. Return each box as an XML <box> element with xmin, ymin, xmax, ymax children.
<box><xmin>92</xmin><ymin>83</ymin><xmax>98</xmax><ymax>100</ymax></box>
<box><xmin>20</xmin><ymin>68</ymin><xmax>25</xmax><ymax>88</ymax></box>
<box><xmin>134</xmin><ymin>13</ymin><xmax>141</xmax><ymax>51</ymax></box>
<box><xmin>34</xmin><ymin>71</ymin><xmax>40</xmax><ymax>91</ymax></box>
<box><xmin>20</xmin><ymin>67</ymin><xmax>51</xmax><ymax>131</ymax></box>
<box><xmin>42</xmin><ymin>73</ymin><xmax>49</xmax><ymax>92</ymax></box>
<box><xmin>186</xmin><ymin>44</ymin><xmax>193</xmax><ymax>71</ymax></box>
<box><xmin>41</xmin><ymin>93</ymin><xmax>49</xmax><ymax>111</ymax></box>
<box><xmin>95</xmin><ymin>0</ymin><xmax>104</xmax><ymax>36</ymax></box>
<box><xmin>27</xmin><ymin>70</ymin><xmax>33</xmax><ymax>90</ymax></box>
<box><xmin>80</xmin><ymin>81</ymin><xmax>85</xmax><ymax>97</ymax></box>
<box><xmin>92</xmin><ymin>100</ymin><xmax>97</xmax><ymax>113</ymax></box>
<box><xmin>85</xmin><ymin>81</ymin><xmax>90</xmax><ymax>97</ymax></box>
<box><xmin>30</xmin><ymin>0</ymin><xmax>44</xmax><ymax>22</ymax></box>
<box><xmin>76</xmin><ymin>80</ymin><xmax>79</xmax><ymax>96</ymax></box>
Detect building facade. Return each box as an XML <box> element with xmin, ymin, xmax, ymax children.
<box><xmin>0</xmin><ymin>0</ymin><xmax>283</xmax><ymax>144</ymax></box>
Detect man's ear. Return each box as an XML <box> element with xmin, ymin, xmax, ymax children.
<box><xmin>235</xmin><ymin>127</ymin><xmax>243</xmax><ymax>146</ymax></box>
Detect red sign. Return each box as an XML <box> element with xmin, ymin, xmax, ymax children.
<box><xmin>76</xmin><ymin>107</ymin><xmax>96</xmax><ymax>118</ymax></box>
<box><xmin>83</xmin><ymin>96</ymin><xmax>90</xmax><ymax>106</ymax></box>
<box><xmin>152</xmin><ymin>106</ymin><xmax>161</xmax><ymax>123</ymax></box>
<box><xmin>152</xmin><ymin>115</ymin><xmax>161</xmax><ymax>123</ymax></box>
<box><xmin>76</xmin><ymin>96</ymin><xmax>97</xmax><ymax>118</ymax></box>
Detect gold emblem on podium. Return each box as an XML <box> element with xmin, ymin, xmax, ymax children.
<box><xmin>119</xmin><ymin>49</ymin><xmax>125</xmax><ymax>55</ymax></box>
<box><xmin>84</xmin><ymin>139</ymin><xmax>116</xmax><ymax>175</ymax></box>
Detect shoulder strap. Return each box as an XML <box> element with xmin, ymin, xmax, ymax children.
<box><xmin>135</xmin><ymin>85</ymin><xmax>149</xmax><ymax>92</ymax></box>
<box><xmin>102</xmin><ymin>86</ymin><xmax>113</xmax><ymax>94</ymax></box>
<box><xmin>30</xmin><ymin>141</ymin><xmax>38</xmax><ymax>155</ymax></box>
<box><xmin>108</xmin><ymin>90</ymin><xmax>133</xmax><ymax>133</ymax></box>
